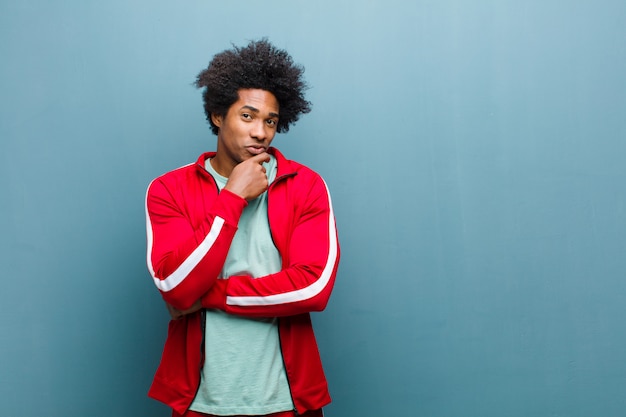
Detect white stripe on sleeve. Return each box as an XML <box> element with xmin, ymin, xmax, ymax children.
<box><xmin>226</xmin><ymin>180</ymin><xmax>338</xmax><ymax>306</ymax></box>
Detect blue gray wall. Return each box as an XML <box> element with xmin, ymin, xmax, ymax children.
<box><xmin>2</xmin><ymin>1</ymin><xmax>625</xmax><ymax>416</ymax></box>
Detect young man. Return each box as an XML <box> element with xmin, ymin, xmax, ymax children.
<box><xmin>145</xmin><ymin>39</ymin><xmax>340</xmax><ymax>417</ymax></box>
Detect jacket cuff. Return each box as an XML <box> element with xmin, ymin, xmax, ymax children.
<box><xmin>213</xmin><ymin>189</ymin><xmax>248</xmax><ymax>226</ymax></box>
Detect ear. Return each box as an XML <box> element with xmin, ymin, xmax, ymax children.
<box><xmin>211</xmin><ymin>113</ymin><xmax>223</xmax><ymax>128</ymax></box>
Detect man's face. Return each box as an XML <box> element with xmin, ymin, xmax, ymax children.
<box><xmin>211</xmin><ymin>89</ymin><xmax>279</xmax><ymax>177</ymax></box>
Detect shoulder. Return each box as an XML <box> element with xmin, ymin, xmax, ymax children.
<box><xmin>271</xmin><ymin>147</ymin><xmax>324</xmax><ymax>183</ymax></box>
<box><xmin>271</xmin><ymin>149</ymin><xmax>333</xmax><ymax>211</ymax></box>
<box><xmin>147</xmin><ymin>152</ymin><xmax>214</xmax><ymax>195</ymax></box>
<box><xmin>148</xmin><ymin>163</ymin><xmax>196</xmax><ymax>191</ymax></box>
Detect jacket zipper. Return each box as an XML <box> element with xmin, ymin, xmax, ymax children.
<box><xmin>276</xmin><ymin>317</ymin><xmax>300</xmax><ymax>415</ymax></box>
<box><xmin>266</xmin><ymin>171</ymin><xmax>297</xmax><ymax>250</ymax></box>
<box><xmin>187</xmin><ymin>309</ymin><xmax>206</xmax><ymax>413</ymax></box>
<box><xmin>269</xmin><ymin>171</ymin><xmax>299</xmax><ymax>414</ymax></box>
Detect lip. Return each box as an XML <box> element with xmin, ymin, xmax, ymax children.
<box><xmin>246</xmin><ymin>145</ymin><xmax>267</xmax><ymax>155</ymax></box>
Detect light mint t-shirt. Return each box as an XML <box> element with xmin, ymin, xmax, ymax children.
<box><xmin>189</xmin><ymin>155</ymin><xmax>294</xmax><ymax>415</ymax></box>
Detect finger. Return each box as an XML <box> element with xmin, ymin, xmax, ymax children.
<box><xmin>250</xmin><ymin>152</ymin><xmax>270</xmax><ymax>164</ymax></box>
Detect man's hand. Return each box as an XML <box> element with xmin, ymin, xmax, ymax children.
<box><xmin>166</xmin><ymin>300</ymin><xmax>202</xmax><ymax>320</ymax></box>
<box><xmin>224</xmin><ymin>153</ymin><xmax>270</xmax><ymax>201</ymax></box>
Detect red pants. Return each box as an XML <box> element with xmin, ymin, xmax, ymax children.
<box><xmin>173</xmin><ymin>409</ymin><xmax>323</xmax><ymax>417</ymax></box>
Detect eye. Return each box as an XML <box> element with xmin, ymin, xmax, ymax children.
<box><xmin>242</xmin><ymin>113</ymin><xmax>252</xmax><ymax>120</ymax></box>
<box><xmin>266</xmin><ymin>119</ymin><xmax>277</xmax><ymax>127</ymax></box>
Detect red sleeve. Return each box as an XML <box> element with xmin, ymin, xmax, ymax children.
<box><xmin>202</xmin><ymin>175</ymin><xmax>340</xmax><ymax>317</ymax></box>
<box><xmin>145</xmin><ymin>176</ymin><xmax>247</xmax><ymax>310</ymax></box>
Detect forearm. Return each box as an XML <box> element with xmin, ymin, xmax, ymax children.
<box><xmin>147</xmin><ymin>181</ymin><xmax>247</xmax><ymax>310</ymax></box>
<box><xmin>202</xmin><ymin>196</ymin><xmax>341</xmax><ymax>317</ymax></box>
<box><xmin>201</xmin><ymin>262</ymin><xmax>338</xmax><ymax>317</ymax></box>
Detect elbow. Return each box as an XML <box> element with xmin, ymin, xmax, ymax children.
<box><xmin>159</xmin><ymin>285</ymin><xmax>198</xmax><ymax>311</ymax></box>
<box><xmin>305</xmin><ymin>286</ymin><xmax>334</xmax><ymax>313</ymax></box>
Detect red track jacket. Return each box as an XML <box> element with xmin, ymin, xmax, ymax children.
<box><xmin>145</xmin><ymin>148</ymin><xmax>340</xmax><ymax>415</ymax></box>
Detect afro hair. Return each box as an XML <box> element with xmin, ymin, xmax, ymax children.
<box><xmin>195</xmin><ymin>39</ymin><xmax>311</xmax><ymax>135</ymax></box>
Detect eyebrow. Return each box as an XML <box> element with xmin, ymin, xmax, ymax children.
<box><xmin>241</xmin><ymin>105</ymin><xmax>279</xmax><ymax>119</ymax></box>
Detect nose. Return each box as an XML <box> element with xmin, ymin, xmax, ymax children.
<box><xmin>250</xmin><ymin>120</ymin><xmax>267</xmax><ymax>141</ymax></box>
